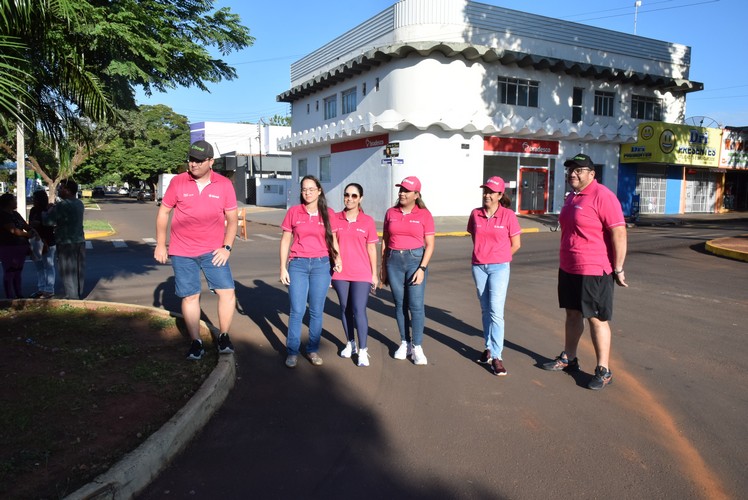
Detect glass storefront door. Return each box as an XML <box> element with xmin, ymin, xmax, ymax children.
<box><xmin>518</xmin><ymin>168</ymin><xmax>548</xmax><ymax>214</ymax></box>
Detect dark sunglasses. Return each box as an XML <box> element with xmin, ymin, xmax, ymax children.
<box><xmin>189</xmin><ymin>157</ymin><xmax>208</xmax><ymax>164</ymax></box>
<box><xmin>344</xmin><ymin>192</ymin><xmax>360</xmax><ymax>199</ymax></box>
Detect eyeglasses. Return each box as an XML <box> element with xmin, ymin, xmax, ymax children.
<box><xmin>344</xmin><ymin>192</ymin><xmax>359</xmax><ymax>199</ymax></box>
<box><xmin>189</xmin><ymin>157</ymin><xmax>208</xmax><ymax>164</ymax></box>
<box><xmin>567</xmin><ymin>167</ymin><xmax>592</xmax><ymax>175</ymax></box>
<box><xmin>301</xmin><ymin>188</ymin><xmax>319</xmax><ymax>193</ymax></box>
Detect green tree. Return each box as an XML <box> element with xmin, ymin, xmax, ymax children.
<box><xmin>77</xmin><ymin>105</ymin><xmax>190</xmax><ymax>189</ymax></box>
<box><xmin>268</xmin><ymin>114</ymin><xmax>292</xmax><ymax>127</ymax></box>
<box><xmin>0</xmin><ymin>0</ymin><xmax>253</xmax><ymax>184</ymax></box>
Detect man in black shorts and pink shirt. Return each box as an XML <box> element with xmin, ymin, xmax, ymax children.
<box><xmin>542</xmin><ymin>153</ymin><xmax>628</xmax><ymax>390</ymax></box>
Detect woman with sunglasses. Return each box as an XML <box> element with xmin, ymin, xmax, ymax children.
<box><xmin>280</xmin><ymin>175</ymin><xmax>342</xmax><ymax>368</ymax></box>
<box><xmin>467</xmin><ymin>176</ymin><xmax>522</xmax><ymax>376</ymax></box>
<box><xmin>381</xmin><ymin>176</ymin><xmax>435</xmax><ymax>365</ymax></box>
<box><xmin>330</xmin><ymin>183</ymin><xmax>379</xmax><ymax>367</ymax></box>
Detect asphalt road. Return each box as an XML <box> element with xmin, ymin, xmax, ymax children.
<box><xmin>41</xmin><ymin>197</ymin><xmax>748</xmax><ymax>499</ymax></box>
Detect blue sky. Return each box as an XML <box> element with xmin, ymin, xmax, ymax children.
<box><xmin>136</xmin><ymin>0</ymin><xmax>748</xmax><ymax>127</ymax></box>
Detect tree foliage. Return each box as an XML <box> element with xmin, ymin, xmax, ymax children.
<box><xmin>268</xmin><ymin>114</ymin><xmax>292</xmax><ymax>127</ymax></box>
<box><xmin>0</xmin><ymin>0</ymin><xmax>253</xmax><ymax>185</ymax></box>
<box><xmin>76</xmin><ymin>105</ymin><xmax>190</xmax><ymax>188</ymax></box>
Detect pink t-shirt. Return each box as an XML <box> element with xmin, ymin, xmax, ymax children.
<box><xmin>162</xmin><ymin>171</ymin><xmax>238</xmax><ymax>257</ymax></box>
<box><xmin>281</xmin><ymin>204</ymin><xmax>336</xmax><ymax>259</ymax></box>
<box><xmin>467</xmin><ymin>206</ymin><xmax>522</xmax><ymax>265</ymax></box>
<box><xmin>331</xmin><ymin>210</ymin><xmax>379</xmax><ymax>282</ymax></box>
<box><xmin>559</xmin><ymin>180</ymin><xmax>625</xmax><ymax>275</ymax></box>
<box><xmin>383</xmin><ymin>205</ymin><xmax>435</xmax><ymax>250</ymax></box>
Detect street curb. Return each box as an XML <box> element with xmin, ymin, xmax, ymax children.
<box><xmin>705</xmin><ymin>238</ymin><xmax>748</xmax><ymax>263</ymax></box>
<box><xmin>26</xmin><ymin>301</ymin><xmax>240</xmax><ymax>500</ymax></box>
<box><xmin>85</xmin><ymin>230</ymin><xmax>115</xmax><ymax>239</ymax></box>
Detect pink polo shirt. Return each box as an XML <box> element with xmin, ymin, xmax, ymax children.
<box><xmin>383</xmin><ymin>205</ymin><xmax>435</xmax><ymax>250</ymax></box>
<box><xmin>331</xmin><ymin>210</ymin><xmax>379</xmax><ymax>282</ymax></box>
<box><xmin>162</xmin><ymin>171</ymin><xmax>238</xmax><ymax>257</ymax></box>
<box><xmin>559</xmin><ymin>179</ymin><xmax>625</xmax><ymax>275</ymax></box>
<box><xmin>467</xmin><ymin>206</ymin><xmax>522</xmax><ymax>265</ymax></box>
<box><xmin>281</xmin><ymin>204</ymin><xmax>336</xmax><ymax>259</ymax></box>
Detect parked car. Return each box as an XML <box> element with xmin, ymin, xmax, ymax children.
<box><xmin>118</xmin><ymin>187</ymin><xmax>128</xmax><ymax>195</ymax></box>
<box><xmin>128</xmin><ymin>188</ymin><xmax>141</xmax><ymax>198</ymax></box>
<box><xmin>138</xmin><ymin>189</ymin><xmax>155</xmax><ymax>201</ymax></box>
<box><xmin>92</xmin><ymin>186</ymin><xmax>106</xmax><ymax>197</ymax></box>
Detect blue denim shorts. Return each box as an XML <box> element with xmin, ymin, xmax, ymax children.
<box><xmin>171</xmin><ymin>252</ymin><xmax>235</xmax><ymax>297</ymax></box>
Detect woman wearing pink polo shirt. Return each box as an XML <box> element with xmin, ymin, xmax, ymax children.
<box><xmin>381</xmin><ymin>176</ymin><xmax>435</xmax><ymax>365</ymax></box>
<box><xmin>331</xmin><ymin>183</ymin><xmax>379</xmax><ymax>367</ymax></box>
<box><xmin>280</xmin><ymin>175</ymin><xmax>342</xmax><ymax>369</ymax></box>
<box><xmin>467</xmin><ymin>176</ymin><xmax>522</xmax><ymax>376</ymax></box>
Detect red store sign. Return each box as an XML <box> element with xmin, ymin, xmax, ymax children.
<box><xmin>331</xmin><ymin>134</ymin><xmax>389</xmax><ymax>154</ymax></box>
<box><xmin>484</xmin><ymin>137</ymin><xmax>559</xmax><ymax>155</ymax></box>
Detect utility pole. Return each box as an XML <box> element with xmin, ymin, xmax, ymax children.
<box><xmin>257</xmin><ymin>119</ymin><xmax>265</xmax><ymax>176</ymax></box>
<box><xmin>634</xmin><ymin>1</ymin><xmax>642</xmax><ymax>35</ymax></box>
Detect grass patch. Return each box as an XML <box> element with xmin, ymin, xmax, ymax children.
<box><xmin>83</xmin><ymin>219</ymin><xmax>113</xmax><ymax>232</ymax></box>
<box><xmin>0</xmin><ymin>302</ymin><xmax>217</xmax><ymax>499</ymax></box>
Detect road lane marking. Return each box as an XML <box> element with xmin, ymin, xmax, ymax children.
<box><xmin>143</xmin><ymin>238</ymin><xmax>156</xmax><ymax>246</ymax></box>
<box><xmin>255</xmin><ymin>234</ymin><xmax>280</xmax><ymax>241</ymax></box>
<box><xmin>112</xmin><ymin>239</ymin><xmax>127</xmax><ymax>248</ymax></box>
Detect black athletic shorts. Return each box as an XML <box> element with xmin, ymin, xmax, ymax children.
<box><xmin>557</xmin><ymin>268</ymin><xmax>615</xmax><ymax>321</ymax></box>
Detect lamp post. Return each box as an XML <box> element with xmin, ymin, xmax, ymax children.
<box><xmin>634</xmin><ymin>1</ymin><xmax>642</xmax><ymax>34</ymax></box>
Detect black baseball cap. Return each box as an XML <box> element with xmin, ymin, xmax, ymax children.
<box><xmin>563</xmin><ymin>153</ymin><xmax>594</xmax><ymax>169</ymax></box>
<box><xmin>189</xmin><ymin>140</ymin><xmax>214</xmax><ymax>160</ymax></box>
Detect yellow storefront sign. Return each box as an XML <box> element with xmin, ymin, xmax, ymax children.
<box><xmin>620</xmin><ymin>122</ymin><xmax>721</xmax><ymax>167</ymax></box>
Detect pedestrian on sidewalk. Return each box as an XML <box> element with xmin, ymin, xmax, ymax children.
<box><xmin>330</xmin><ymin>183</ymin><xmax>379</xmax><ymax>367</ymax></box>
<box><xmin>467</xmin><ymin>176</ymin><xmax>522</xmax><ymax>376</ymax></box>
<box><xmin>44</xmin><ymin>180</ymin><xmax>85</xmax><ymax>299</ymax></box>
<box><xmin>541</xmin><ymin>153</ymin><xmax>628</xmax><ymax>390</ymax></box>
<box><xmin>154</xmin><ymin>140</ymin><xmax>237</xmax><ymax>360</ymax></box>
<box><xmin>279</xmin><ymin>175</ymin><xmax>342</xmax><ymax>368</ymax></box>
<box><xmin>381</xmin><ymin>176</ymin><xmax>435</xmax><ymax>365</ymax></box>
<box><xmin>0</xmin><ymin>193</ymin><xmax>34</xmax><ymax>298</ymax></box>
<box><xmin>29</xmin><ymin>190</ymin><xmax>56</xmax><ymax>298</ymax></box>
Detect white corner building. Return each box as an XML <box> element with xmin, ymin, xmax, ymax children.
<box><xmin>277</xmin><ymin>0</ymin><xmax>702</xmax><ymax>217</ymax></box>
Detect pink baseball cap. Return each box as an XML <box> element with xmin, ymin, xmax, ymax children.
<box><xmin>480</xmin><ymin>176</ymin><xmax>505</xmax><ymax>193</ymax></box>
<box><xmin>396</xmin><ymin>176</ymin><xmax>422</xmax><ymax>192</ymax></box>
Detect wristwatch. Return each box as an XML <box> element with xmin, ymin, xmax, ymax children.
<box><xmin>613</xmin><ymin>269</ymin><xmax>623</xmax><ymax>275</ymax></box>
<box><xmin>419</xmin><ymin>265</ymin><xmax>427</xmax><ymax>271</ymax></box>
<box><xmin>223</xmin><ymin>245</ymin><xmax>232</xmax><ymax>252</ymax></box>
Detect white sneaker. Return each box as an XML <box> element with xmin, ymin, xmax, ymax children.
<box><xmin>357</xmin><ymin>348</ymin><xmax>370</xmax><ymax>367</ymax></box>
<box><xmin>340</xmin><ymin>340</ymin><xmax>356</xmax><ymax>358</ymax></box>
<box><xmin>412</xmin><ymin>345</ymin><xmax>428</xmax><ymax>365</ymax></box>
<box><xmin>394</xmin><ymin>341</ymin><xmax>411</xmax><ymax>360</ymax></box>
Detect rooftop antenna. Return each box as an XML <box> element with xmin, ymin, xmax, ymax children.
<box><xmin>634</xmin><ymin>1</ymin><xmax>642</xmax><ymax>34</ymax></box>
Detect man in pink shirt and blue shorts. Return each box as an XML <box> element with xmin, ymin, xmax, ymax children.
<box><xmin>155</xmin><ymin>140</ymin><xmax>239</xmax><ymax>360</ymax></box>
<box><xmin>542</xmin><ymin>153</ymin><xmax>628</xmax><ymax>390</ymax></box>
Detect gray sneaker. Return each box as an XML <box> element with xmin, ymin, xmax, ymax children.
<box><xmin>308</xmin><ymin>352</ymin><xmax>324</xmax><ymax>366</ymax></box>
<box><xmin>285</xmin><ymin>354</ymin><xmax>298</xmax><ymax>368</ymax></box>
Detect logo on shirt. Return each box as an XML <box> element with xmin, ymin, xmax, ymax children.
<box><xmin>183</xmin><ymin>193</ymin><xmax>194</xmax><ymax>197</ymax></box>
<box><xmin>208</xmin><ymin>194</ymin><xmax>220</xmax><ymax>199</ymax></box>
<box><xmin>409</xmin><ymin>220</ymin><xmax>421</xmax><ymax>224</ymax></box>
<box><xmin>356</xmin><ymin>228</ymin><xmax>366</xmax><ymax>234</ymax></box>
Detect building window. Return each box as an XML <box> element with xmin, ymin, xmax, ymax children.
<box><xmin>572</xmin><ymin>87</ymin><xmax>584</xmax><ymax>123</ymax></box>
<box><xmin>324</xmin><ymin>95</ymin><xmax>337</xmax><ymax>120</ymax></box>
<box><xmin>319</xmin><ymin>156</ymin><xmax>331</xmax><ymax>183</ymax></box>
<box><xmin>341</xmin><ymin>88</ymin><xmax>357</xmax><ymax>114</ymax></box>
<box><xmin>498</xmin><ymin>77</ymin><xmax>539</xmax><ymax>107</ymax></box>
<box><xmin>362</xmin><ymin>82</ymin><xmax>367</xmax><ymax>96</ymax></box>
<box><xmin>594</xmin><ymin>91</ymin><xmax>615</xmax><ymax>117</ymax></box>
<box><xmin>298</xmin><ymin>158</ymin><xmax>307</xmax><ymax>179</ymax></box>
<box><xmin>375</xmin><ymin>77</ymin><xmax>379</xmax><ymax>91</ymax></box>
<box><xmin>306</xmin><ymin>103</ymin><xmax>310</xmax><ymax>114</ymax></box>
<box><xmin>631</xmin><ymin>94</ymin><xmax>662</xmax><ymax>120</ymax></box>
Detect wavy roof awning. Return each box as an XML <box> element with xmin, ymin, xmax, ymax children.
<box><xmin>277</xmin><ymin>41</ymin><xmax>703</xmax><ymax>103</ymax></box>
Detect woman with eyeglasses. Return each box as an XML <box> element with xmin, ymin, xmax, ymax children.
<box><xmin>280</xmin><ymin>175</ymin><xmax>342</xmax><ymax>368</ymax></box>
<box><xmin>381</xmin><ymin>176</ymin><xmax>435</xmax><ymax>365</ymax></box>
<box><xmin>467</xmin><ymin>176</ymin><xmax>522</xmax><ymax>376</ymax></box>
<box><xmin>330</xmin><ymin>183</ymin><xmax>378</xmax><ymax>367</ymax></box>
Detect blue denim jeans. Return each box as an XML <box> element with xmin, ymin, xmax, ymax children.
<box><xmin>472</xmin><ymin>263</ymin><xmax>510</xmax><ymax>359</ymax></box>
<box><xmin>287</xmin><ymin>257</ymin><xmax>331</xmax><ymax>355</ymax></box>
<box><xmin>331</xmin><ymin>280</ymin><xmax>371</xmax><ymax>349</ymax></box>
<box><xmin>386</xmin><ymin>248</ymin><xmax>427</xmax><ymax>346</ymax></box>
<box><xmin>35</xmin><ymin>244</ymin><xmax>56</xmax><ymax>294</ymax></box>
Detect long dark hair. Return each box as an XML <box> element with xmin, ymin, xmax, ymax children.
<box><xmin>299</xmin><ymin>175</ymin><xmax>338</xmax><ymax>261</ymax></box>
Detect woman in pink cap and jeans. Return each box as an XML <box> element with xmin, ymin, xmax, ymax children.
<box><xmin>381</xmin><ymin>176</ymin><xmax>435</xmax><ymax>365</ymax></box>
<box><xmin>467</xmin><ymin>176</ymin><xmax>522</xmax><ymax>376</ymax></box>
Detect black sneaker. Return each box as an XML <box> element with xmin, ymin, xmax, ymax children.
<box><xmin>217</xmin><ymin>333</ymin><xmax>234</xmax><ymax>354</ymax></box>
<box><xmin>477</xmin><ymin>349</ymin><xmax>491</xmax><ymax>364</ymax></box>
<box><xmin>186</xmin><ymin>340</ymin><xmax>205</xmax><ymax>360</ymax></box>
<box><xmin>588</xmin><ymin>365</ymin><xmax>613</xmax><ymax>390</ymax></box>
<box><xmin>541</xmin><ymin>351</ymin><xmax>580</xmax><ymax>372</ymax></box>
